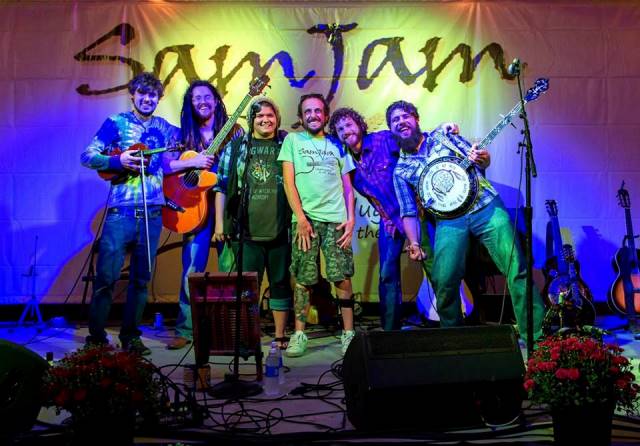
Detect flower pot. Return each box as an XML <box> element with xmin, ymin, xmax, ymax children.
<box><xmin>72</xmin><ymin>411</ymin><xmax>135</xmax><ymax>446</ymax></box>
<box><xmin>551</xmin><ymin>402</ymin><xmax>613</xmax><ymax>446</ymax></box>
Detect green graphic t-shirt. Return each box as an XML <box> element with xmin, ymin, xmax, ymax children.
<box><xmin>277</xmin><ymin>131</ymin><xmax>355</xmax><ymax>223</ymax></box>
<box><xmin>245</xmin><ymin>138</ymin><xmax>285</xmax><ymax>241</ymax></box>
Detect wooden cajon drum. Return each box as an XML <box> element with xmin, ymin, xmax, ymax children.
<box><xmin>188</xmin><ymin>272</ymin><xmax>263</xmax><ymax>381</ymax></box>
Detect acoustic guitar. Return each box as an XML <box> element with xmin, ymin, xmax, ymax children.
<box><xmin>541</xmin><ymin>199</ymin><xmax>595</xmax><ymax>334</ymax></box>
<box><xmin>162</xmin><ymin>75</ymin><xmax>270</xmax><ymax>234</ymax></box>
<box><xmin>609</xmin><ymin>182</ymin><xmax>640</xmax><ymax>315</ymax></box>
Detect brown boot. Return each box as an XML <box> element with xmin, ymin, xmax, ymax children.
<box><xmin>167</xmin><ymin>336</ymin><xmax>191</xmax><ymax>350</ymax></box>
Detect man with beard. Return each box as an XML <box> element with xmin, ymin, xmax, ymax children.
<box><xmin>277</xmin><ymin>93</ymin><xmax>356</xmax><ymax>357</ymax></box>
<box><xmin>164</xmin><ymin>80</ymin><xmax>243</xmax><ymax>350</ymax></box>
<box><xmin>329</xmin><ymin>108</ymin><xmax>439</xmax><ymax>331</ymax></box>
<box><xmin>213</xmin><ymin>96</ymin><xmax>292</xmax><ymax>349</ymax></box>
<box><xmin>81</xmin><ymin>72</ymin><xmax>179</xmax><ymax>355</ymax></box>
<box><xmin>391</xmin><ymin>100</ymin><xmax>545</xmax><ymax>342</ymax></box>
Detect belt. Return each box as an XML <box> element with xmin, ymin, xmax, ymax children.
<box><xmin>107</xmin><ymin>206</ymin><xmax>162</xmax><ymax>218</ymax></box>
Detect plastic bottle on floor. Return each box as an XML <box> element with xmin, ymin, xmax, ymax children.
<box><xmin>264</xmin><ymin>344</ymin><xmax>280</xmax><ymax>396</ymax></box>
<box><xmin>272</xmin><ymin>341</ymin><xmax>285</xmax><ymax>385</ymax></box>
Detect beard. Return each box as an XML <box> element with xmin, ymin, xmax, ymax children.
<box><xmin>394</xmin><ymin>125</ymin><xmax>423</xmax><ymax>153</ymax></box>
<box><xmin>303</xmin><ymin>119</ymin><xmax>325</xmax><ymax>135</ymax></box>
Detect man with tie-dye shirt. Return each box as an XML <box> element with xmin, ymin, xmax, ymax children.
<box><xmin>80</xmin><ymin>72</ymin><xmax>179</xmax><ymax>356</ymax></box>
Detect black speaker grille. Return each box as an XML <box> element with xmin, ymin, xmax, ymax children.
<box><xmin>367</xmin><ymin>325</ymin><xmax>517</xmax><ymax>358</ymax></box>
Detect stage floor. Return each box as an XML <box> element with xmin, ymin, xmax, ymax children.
<box><xmin>3</xmin><ymin>313</ymin><xmax>640</xmax><ymax>445</ymax></box>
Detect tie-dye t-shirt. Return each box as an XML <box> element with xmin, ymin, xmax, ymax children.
<box><xmin>81</xmin><ymin>111</ymin><xmax>179</xmax><ymax>207</ymax></box>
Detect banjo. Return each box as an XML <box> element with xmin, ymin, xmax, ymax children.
<box><xmin>418</xmin><ymin>78</ymin><xmax>549</xmax><ymax>219</ymax></box>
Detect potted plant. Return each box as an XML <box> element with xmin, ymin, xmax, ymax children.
<box><xmin>524</xmin><ymin>330</ymin><xmax>639</xmax><ymax>445</ymax></box>
<box><xmin>41</xmin><ymin>344</ymin><xmax>165</xmax><ymax>445</ymax></box>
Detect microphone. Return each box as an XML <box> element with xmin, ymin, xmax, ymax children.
<box><xmin>507</xmin><ymin>58</ymin><xmax>521</xmax><ymax>76</ymax></box>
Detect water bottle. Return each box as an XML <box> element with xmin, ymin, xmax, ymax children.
<box><xmin>273</xmin><ymin>341</ymin><xmax>285</xmax><ymax>385</ymax></box>
<box><xmin>154</xmin><ymin>312</ymin><xmax>164</xmax><ymax>330</ymax></box>
<box><xmin>264</xmin><ymin>345</ymin><xmax>280</xmax><ymax>396</ymax></box>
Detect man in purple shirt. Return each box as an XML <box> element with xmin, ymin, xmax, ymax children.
<box><xmin>329</xmin><ymin>108</ymin><xmax>436</xmax><ymax>330</ymax></box>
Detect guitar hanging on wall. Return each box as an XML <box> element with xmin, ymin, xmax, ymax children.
<box><xmin>162</xmin><ymin>74</ymin><xmax>270</xmax><ymax>234</ymax></box>
<box><xmin>609</xmin><ymin>182</ymin><xmax>640</xmax><ymax>316</ymax></box>
<box><xmin>541</xmin><ymin>199</ymin><xmax>596</xmax><ymax>335</ymax></box>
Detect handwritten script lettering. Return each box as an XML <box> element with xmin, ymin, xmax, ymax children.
<box><xmin>75</xmin><ymin>22</ymin><xmax>514</xmax><ymax>100</ymax></box>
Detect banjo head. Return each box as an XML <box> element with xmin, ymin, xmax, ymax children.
<box><xmin>418</xmin><ymin>156</ymin><xmax>479</xmax><ymax>218</ymax></box>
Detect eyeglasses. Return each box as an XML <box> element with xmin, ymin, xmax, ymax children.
<box><xmin>192</xmin><ymin>94</ymin><xmax>214</xmax><ymax>103</ymax></box>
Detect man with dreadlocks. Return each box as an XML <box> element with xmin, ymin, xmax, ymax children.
<box><xmin>164</xmin><ymin>80</ymin><xmax>243</xmax><ymax>350</ymax></box>
<box><xmin>213</xmin><ymin>96</ymin><xmax>292</xmax><ymax>350</ymax></box>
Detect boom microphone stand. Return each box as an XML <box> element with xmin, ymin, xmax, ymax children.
<box><xmin>511</xmin><ymin>59</ymin><xmax>538</xmax><ymax>357</ymax></box>
<box><xmin>209</xmin><ymin>135</ymin><xmax>262</xmax><ymax>399</ymax></box>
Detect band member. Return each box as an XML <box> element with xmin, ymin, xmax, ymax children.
<box><xmin>164</xmin><ymin>80</ymin><xmax>243</xmax><ymax>350</ymax></box>
<box><xmin>329</xmin><ymin>108</ymin><xmax>436</xmax><ymax>331</ymax></box>
<box><xmin>277</xmin><ymin>93</ymin><xmax>356</xmax><ymax>357</ymax></box>
<box><xmin>390</xmin><ymin>100</ymin><xmax>545</xmax><ymax>342</ymax></box>
<box><xmin>213</xmin><ymin>96</ymin><xmax>291</xmax><ymax>349</ymax></box>
<box><xmin>80</xmin><ymin>72</ymin><xmax>179</xmax><ymax>356</ymax></box>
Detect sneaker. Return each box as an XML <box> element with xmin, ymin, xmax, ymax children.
<box><xmin>341</xmin><ymin>330</ymin><xmax>356</xmax><ymax>355</ymax></box>
<box><xmin>123</xmin><ymin>338</ymin><xmax>151</xmax><ymax>356</ymax></box>
<box><xmin>285</xmin><ymin>331</ymin><xmax>308</xmax><ymax>357</ymax></box>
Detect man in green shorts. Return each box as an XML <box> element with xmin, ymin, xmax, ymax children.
<box><xmin>278</xmin><ymin>93</ymin><xmax>356</xmax><ymax>357</ymax></box>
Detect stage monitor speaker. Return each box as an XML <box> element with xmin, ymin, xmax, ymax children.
<box><xmin>342</xmin><ymin>325</ymin><xmax>525</xmax><ymax>431</ymax></box>
<box><xmin>0</xmin><ymin>340</ymin><xmax>48</xmax><ymax>437</ymax></box>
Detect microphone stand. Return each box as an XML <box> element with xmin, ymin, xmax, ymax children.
<box><xmin>209</xmin><ymin>135</ymin><xmax>262</xmax><ymax>399</ymax></box>
<box><xmin>514</xmin><ymin>64</ymin><xmax>538</xmax><ymax>357</ymax></box>
<box><xmin>138</xmin><ymin>150</ymin><xmax>152</xmax><ymax>274</ymax></box>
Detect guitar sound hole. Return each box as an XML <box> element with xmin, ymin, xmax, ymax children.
<box><xmin>182</xmin><ymin>173</ymin><xmax>199</xmax><ymax>188</ymax></box>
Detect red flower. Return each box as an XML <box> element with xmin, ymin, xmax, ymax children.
<box><xmin>524</xmin><ymin>379</ymin><xmax>535</xmax><ymax>391</ymax></box>
<box><xmin>566</xmin><ymin>368</ymin><xmax>580</xmax><ymax>380</ymax></box>
<box><xmin>54</xmin><ymin>389</ymin><xmax>69</xmax><ymax>406</ymax></box>
<box><xmin>74</xmin><ymin>388</ymin><xmax>87</xmax><ymax>401</ymax></box>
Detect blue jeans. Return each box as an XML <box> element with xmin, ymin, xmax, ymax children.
<box><xmin>431</xmin><ymin>197</ymin><xmax>544</xmax><ymax>342</ymax></box>
<box><xmin>378</xmin><ymin>219</ymin><xmax>434</xmax><ymax>330</ymax></box>
<box><xmin>88</xmin><ymin>206</ymin><xmax>162</xmax><ymax>345</ymax></box>
<box><xmin>175</xmin><ymin>208</ymin><xmax>219</xmax><ymax>340</ymax></box>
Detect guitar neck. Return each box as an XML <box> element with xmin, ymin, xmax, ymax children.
<box><xmin>550</xmin><ymin>215</ymin><xmax>569</xmax><ymax>275</ymax></box>
<box><xmin>625</xmin><ymin>208</ymin><xmax>640</xmax><ymax>272</ymax></box>
<box><xmin>203</xmin><ymin>93</ymin><xmax>253</xmax><ymax>157</ymax></box>
<box><xmin>477</xmin><ymin>101</ymin><xmax>524</xmax><ymax>150</ymax></box>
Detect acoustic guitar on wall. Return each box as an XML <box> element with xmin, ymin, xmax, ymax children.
<box><xmin>609</xmin><ymin>181</ymin><xmax>640</xmax><ymax>316</ymax></box>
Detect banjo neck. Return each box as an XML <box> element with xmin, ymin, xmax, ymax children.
<box><xmin>429</xmin><ymin>77</ymin><xmax>549</xmax><ymax>164</ymax></box>
<box><xmin>429</xmin><ymin>100</ymin><xmax>524</xmax><ymax>168</ymax></box>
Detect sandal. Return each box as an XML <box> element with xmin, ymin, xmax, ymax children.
<box><xmin>274</xmin><ymin>336</ymin><xmax>289</xmax><ymax>350</ymax></box>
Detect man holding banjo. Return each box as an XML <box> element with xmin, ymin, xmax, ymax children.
<box><xmin>390</xmin><ymin>100</ymin><xmax>545</xmax><ymax>344</ymax></box>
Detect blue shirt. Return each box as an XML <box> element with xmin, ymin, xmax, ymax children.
<box><xmin>350</xmin><ymin>130</ymin><xmax>404</xmax><ymax>236</ymax></box>
<box><xmin>393</xmin><ymin>130</ymin><xmax>497</xmax><ymax>218</ymax></box>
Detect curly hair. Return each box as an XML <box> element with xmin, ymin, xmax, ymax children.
<box><xmin>328</xmin><ymin>107</ymin><xmax>368</xmax><ymax>138</ymax></box>
<box><xmin>179</xmin><ymin>80</ymin><xmax>229</xmax><ymax>150</ymax></box>
<box><xmin>385</xmin><ymin>100</ymin><xmax>419</xmax><ymax>128</ymax></box>
<box><xmin>127</xmin><ymin>72</ymin><xmax>163</xmax><ymax>98</ymax></box>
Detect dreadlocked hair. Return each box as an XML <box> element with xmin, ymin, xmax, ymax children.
<box><xmin>180</xmin><ymin>80</ymin><xmax>229</xmax><ymax>151</ymax></box>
